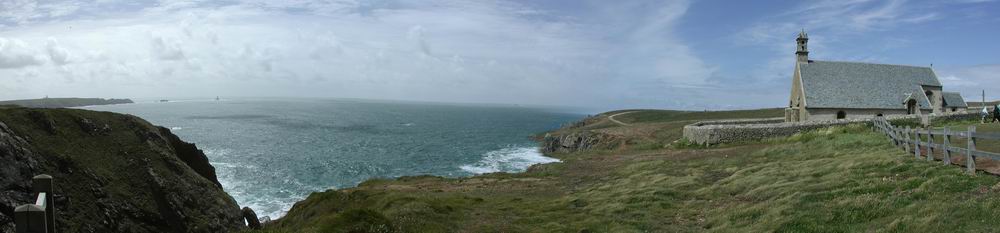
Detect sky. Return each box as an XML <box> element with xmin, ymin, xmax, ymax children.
<box><xmin>0</xmin><ymin>0</ymin><xmax>998</xmax><ymax>111</ymax></box>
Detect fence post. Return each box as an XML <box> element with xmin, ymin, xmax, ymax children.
<box><xmin>892</xmin><ymin>128</ymin><xmax>910</xmax><ymax>147</ymax></box>
<box><xmin>967</xmin><ymin>126</ymin><xmax>976</xmax><ymax>175</ymax></box>
<box><xmin>891</xmin><ymin>122</ymin><xmax>899</xmax><ymax>146</ymax></box>
<box><xmin>14</xmin><ymin>204</ymin><xmax>46</xmax><ymax>233</ymax></box>
<box><xmin>926</xmin><ymin>127</ymin><xmax>934</xmax><ymax>161</ymax></box>
<box><xmin>914</xmin><ymin>128</ymin><xmax>922</xmax><ymax>159</ymax></box>
<box><xmin>33</xmin><ymin>174</ymin><xmax>55</xmax><ymax>233</ymax></box>
<box><xmin>904</xmin><ymin>126</ymin><xmax>911</xmax><ymax>154</ymax></box>
<box><xmin>943</xmin><ymin>127</ymin><xmax>951</xmax><ymax>165</ymax></box>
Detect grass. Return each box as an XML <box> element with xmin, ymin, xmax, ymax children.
<box><xmin>254</xmin><ymin>110</ymin><xmax>1000</xmax><ymax>232</ymax></box>
<box><xmin>890</xmin><ymin>120</ymin><xmax>1000</xmax><ymax>175</ymax></box>
<box><xmin>611</xmin><ymin>108</ymin><xmax>784</xmax><ymax>124</ymax></box>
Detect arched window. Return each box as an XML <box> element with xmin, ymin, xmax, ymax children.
<box><xmin>876</xmin><ymin>113</ymin><xmax>883</xmax><ymax>117</ymax></box>
<box><xmin>951</xmin><ymin>107</ymin><xmax>957</xmax><ymax>112</ymax></box>
<box><xmin>837</xmin><ymin>111</ymin><xmax>846</xmax><ymax>119</ymax></box>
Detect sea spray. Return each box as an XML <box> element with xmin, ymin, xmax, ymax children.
<box><xmin>460</xmin><ymin>147</ymin><xmax>560</xmax><ymax>174</ymax></box>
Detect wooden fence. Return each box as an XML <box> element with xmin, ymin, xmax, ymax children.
<box><xmin>873</xmin><ymin>117</ymin><xmax>1000</xmax><ymax>174</ymax></box>
<box><xmin>13</xmin><ymin>174</ymin><xmax>56</xmax><ymax>233</ymax></box>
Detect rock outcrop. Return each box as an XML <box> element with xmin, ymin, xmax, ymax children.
<box><xmin>541</xmin><ymin>131</ymin><xmax>622</xmax><ymax>153</ymax></box>
<box><xmin>0</xmin><ymin>121</ymin><xmax>40</xmax><ymax>233</ymax></box>
<box><xmin>0</xmin><ymin>107</ymin><xmax>245</xmax><ymax>233</ymax></box>
<box><xmin>158</xmin><ymin>127</ymin><xmax>223</xmax><ymax>188</ymax></box>
<box><xmin>242</xmin><ymin>207</ymin><xmax>262</xmax><ymax>230</ymax></box>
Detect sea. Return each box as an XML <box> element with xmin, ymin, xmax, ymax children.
<box><xmin>83</xmin><ymin>98</ymin><xmax>582</xmax><ymax>219</ymax></box>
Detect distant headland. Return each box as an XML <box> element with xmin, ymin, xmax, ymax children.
<box><xmin>0</xmin><ymin>97</ymin><xmax>134</xmax><ymax>108</ymax></box>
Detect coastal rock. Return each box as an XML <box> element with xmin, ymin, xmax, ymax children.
<box><xmin>27</xmin><ymin>110</ymin><xmax>57</xmax><ymax>134</ymax></box>
<box><xmin>158</xmin><ymin>126</ymin><xmax>223</xmax><ymax>188</ymax></box>
<box><xmin>243</xmin><ymin>207</ymin><xmax>262</xmax><ymax>229</ymax></box>
<box><xmin>0</xmin><ymin>108</ymin><xmax>245</xmax><ymax>232</ymax></box>
<box><xmin>76</xmin><ymin>117</ymin><xmax>111</xmax><ymax>136</ymax></box>
<box><xmin>542</xmin><ymin>131</ymin><xmax>621</xmax><ymax>153</ymax></box>
<box><xmin>0</xmin><ymin>121</ymin><xmax>41</xmax><ymax>233</ymax></box>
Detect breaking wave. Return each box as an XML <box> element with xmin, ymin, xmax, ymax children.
<box><xmin>460</xmin><ymin>147</ymin><xmax>560</xmax><ymax>174</ymax></box>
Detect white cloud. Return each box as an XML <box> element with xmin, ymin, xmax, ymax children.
<box><xmin>0</xmin><ymin>0</ymin><xmax>38</xmax><ymax>24</ymax></box>
<box><xmin>0</xmin><ymin>37</ymin><xmax>44</xmax><ymax>69</ymax></box>
<box><xmin>406</xmin><ymin>25</ymin><xmax>431</xmax><ymax>56</ymax></box>
<box><xmin>0</xmin><ymin>0</ymin><xmax>716</xmax><ymax>110</ymax></box>
<box><xmin>953</xmin><ymin>0</ymin><xmax>996</xmax><ymax>3</ymax></box>
<box><xmin>45</xmin><ymin>38</ymin><xmax>70</xmax><ymax>65</ymax></box>
<box><xmin>938</xmin><ymin>65</ymin><xmax>1000</xmax><ymax>101</ymax></box>
<box><xmin>902</xmin><ymin>12</ymin><xmax>940</xmax><ymax>23</ymax></box>
<box><xmin>150</xmin><ymin>36</ymin><xmax>186</xmax><ymax>60</ymax></box>
<box><xmin>38</xmin><ymin>2</ymin><xmax>81</xmax><ymax>18</ymax></box>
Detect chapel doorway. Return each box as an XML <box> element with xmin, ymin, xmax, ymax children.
<box><xmin>906</xmin><ymin>99</ymin><xmax>918</xmax><ymax>115</ymax></box>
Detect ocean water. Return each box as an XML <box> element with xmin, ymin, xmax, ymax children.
<box><xmin>83</xmin><ymin>98</ymin><xmax>581</xmax><ymax>219</ymax></box>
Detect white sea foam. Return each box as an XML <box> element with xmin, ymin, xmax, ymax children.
<box><xmin>460</xmin><ymin>147</ymin><xmax>560</xmax><ymax>174</ymax></box>
<box><xmin>170</xmin><ymin>126</ymin><xmax>183</xmax><ymax>130</ymax></box>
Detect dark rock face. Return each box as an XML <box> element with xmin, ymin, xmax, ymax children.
<box><xmin>0</xmin><ymin>122</ymin><xmax>40</xmax><ymax>233</ymax></box>
<box><xmin>541</xmin><ymin>131</ymin><xmax>621</xmax><ymax>153</ymax></box>
<box><xmin>76</xmin><ymin>117</ymin><xmax>112</xmax><ymax>136</ymax></box>
<box><xmin>0</xmin><ymin>108</ymin><xmax>245</xmax><ymax>233</ymax></box>
<box><xmin>27</xmin><ymin>110</ymin><xmax>57</xmax><ymax>135</ymax></box>
<box><xmin>243</xmin><ymin>207</ymin><xmax>262</xmax><ymax>229</ymax></box>
<box><xmin>157</xmin><ymin>127</ymin><xmax>223</xmax><ymax>188</ymax></box>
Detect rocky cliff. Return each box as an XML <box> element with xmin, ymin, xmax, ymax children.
<box><xmin>0</xmin><ymin>107</ymin><xmax>244</xmax><ymax>233</ymax></box>
<box><xmin>539</xmin><ymin>114</ymin><xmax>624</xmax><ymax>153</ymax></box>
<box><xmin>541</xmin><ymin>131</ymin><xmax>622</xmax><ymax>153</ymax></box>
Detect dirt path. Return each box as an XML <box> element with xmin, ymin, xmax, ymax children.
<box><xmin>608</xmin><ymin>111</ymin><xmax>636</xmax><ymax>126</ymax></box>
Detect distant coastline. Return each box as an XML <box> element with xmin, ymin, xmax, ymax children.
<box><xmin>0</xmin><ymin>97</ymin><xmax>134</xmax><ymax>108</ymax></box>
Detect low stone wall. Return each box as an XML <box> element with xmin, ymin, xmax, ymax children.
<box><xmin>685</xmin><ymin>117</ymin><xmax>785</xmax><ymax>126</ymax></box>
<box><xmin>682</xmin><ymin>112</ymin><xmax>979</xmax><ymax>145</ymax></box>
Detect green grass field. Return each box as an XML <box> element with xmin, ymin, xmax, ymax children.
<box><xmin>252</xmin><ymin>110</ymin><xmax>1000</xmax><ymax>233</ymax></box>
<box><xmin>611</xmin><ymin>108</ymin><xmax>784</xmax><ymax>124</ymax></box>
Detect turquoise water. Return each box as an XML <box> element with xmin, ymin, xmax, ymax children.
<box><xmin>84</xmin><ymin>98</ymin><xmax>581</xmax><ymax>219</ymax></box>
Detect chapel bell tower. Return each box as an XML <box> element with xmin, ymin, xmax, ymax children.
<box><xmin>796</xmin><ymin>29</ymin><xmax>809</xmax><ymax>63</ymax></box>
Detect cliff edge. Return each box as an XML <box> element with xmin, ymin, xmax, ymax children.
<box><xmin>0</xmin><ymin>107</ymin><xmax>244</xmax><ymax>233</ymax></box>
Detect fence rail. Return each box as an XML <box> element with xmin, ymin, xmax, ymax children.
<box><xmin>14</xmin><ymin>174</ymin><xmax>56</xmax><ymax>233</ymax></box>
<box><xmin>873</xmin><ymin>117</ymin><xmax>1000</xmax><ymax>174</ymax></box>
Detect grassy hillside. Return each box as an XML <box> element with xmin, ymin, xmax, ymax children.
<box><xmin>611</xmin><ymin>108</ymin><xmax>784</xmax><ymax>124</ymax></box>
<box><xmin>253</xmin><ymin>110</ymin><xmax>1000</xmax><ymax>232</ymax></box>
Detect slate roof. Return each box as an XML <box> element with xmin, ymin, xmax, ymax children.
<box><xmin>942</xmin><ymin>92</ymin><xmax>968</xmax><ymax>108</ymax></box>
<box><xmin>799</xmin><ymin>60</ymin><xmax>941</xmax><ymax>109</ymax></box>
